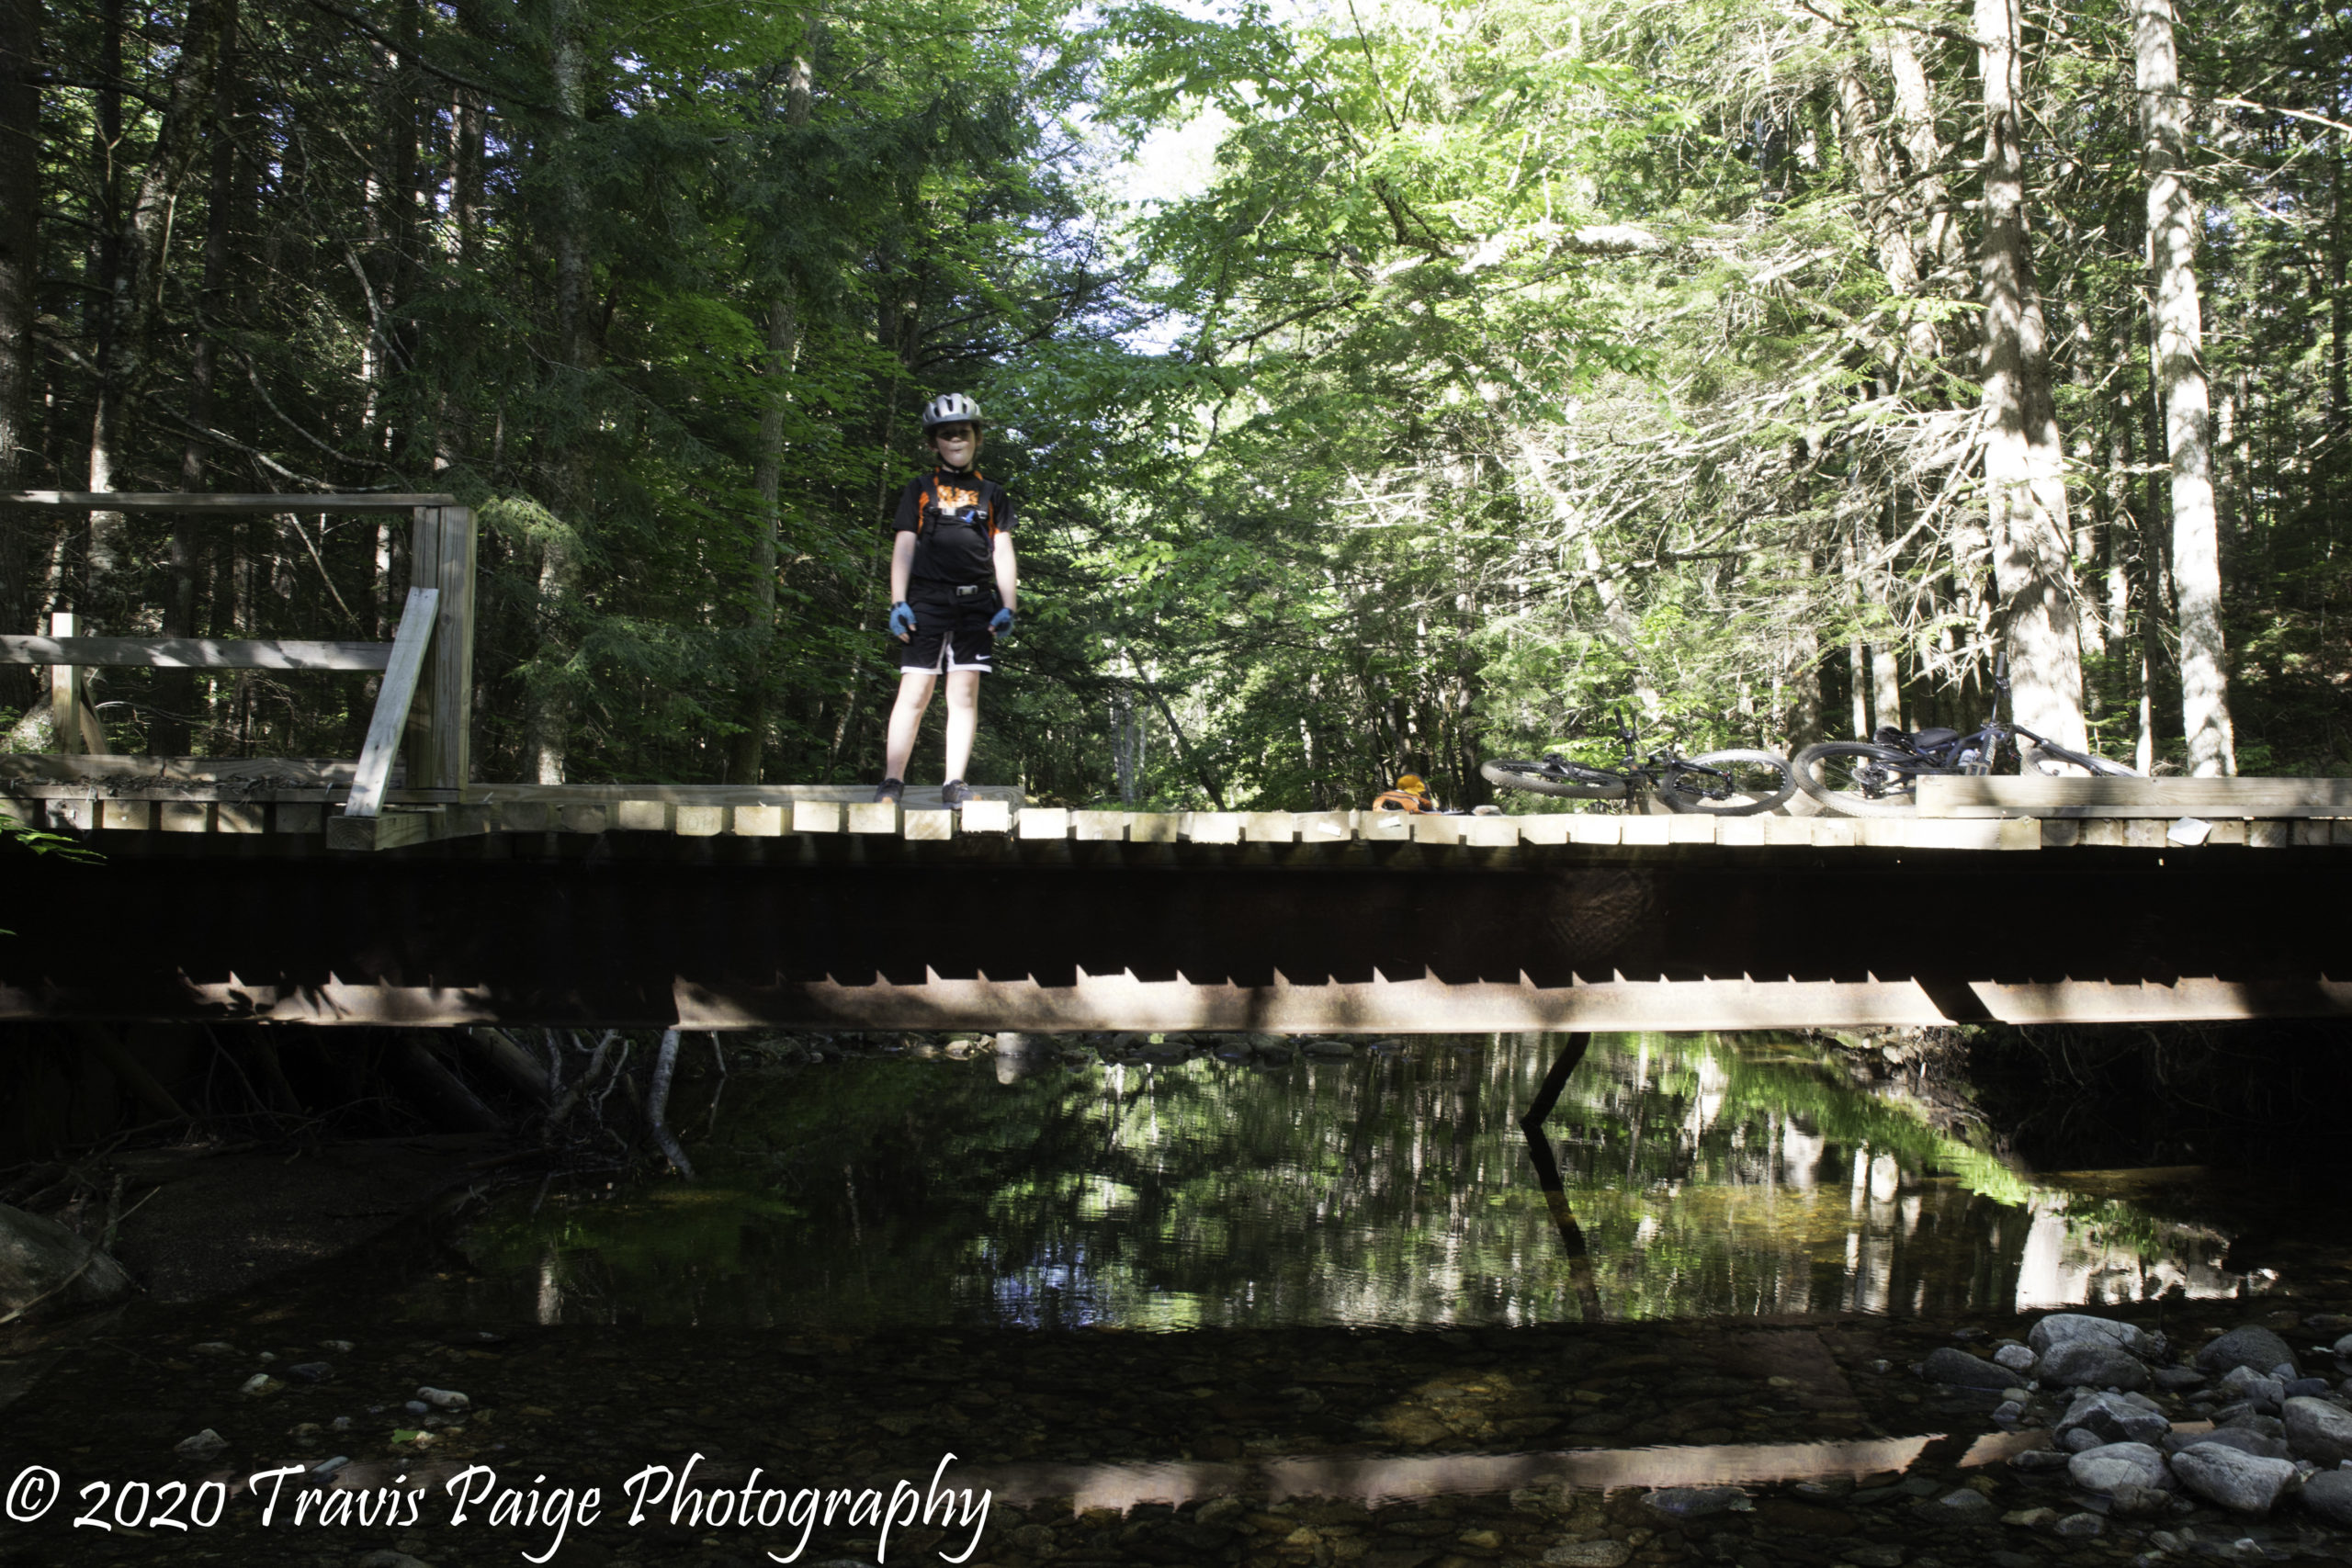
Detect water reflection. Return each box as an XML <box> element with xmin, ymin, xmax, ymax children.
<box><xmin>419</xmin><ymin>1032</ymin><xmax>2256</xmax><ymax>1331</ymax></box>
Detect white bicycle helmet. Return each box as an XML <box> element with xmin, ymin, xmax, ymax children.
<box><xmin>921</xmin><ymin>391</ymin><xmax>983</xmax><ymax>431</ymax></box>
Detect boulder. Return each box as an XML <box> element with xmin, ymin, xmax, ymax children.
<box><xmin>0</xmin><ymin>1201</ymin><xmax>131</xmax><ymax>1316</ymax></box>
<box><xmin>2040</xmin><ymin>1339</ymin><xmax>2153</xmax><ymax>1392</ymax></box>
<box><xmin>1912</xmin><ymin>1488</ymin><xmax>1997</xmax><ymax>1526</ymax></box>
<box><xmin>2303</xmin><ymin>1470</ymin><xmax>2352</xmax><ymax>1529</ymax></box>
<box><xmin>2199</xmin><ymin>1326</ymin><xmax>2298</xmax><ymax>1381</ymax></box>
<box><xmin>2030</xmin><ymin>1314</ymin><xmax>2155</xmax><ymax>1359</ymax></box>
<box><xmin>2283</xmin><ymin>1396</ymin><xmax>2352</xmax><ymax>1465</ymax></box>
<box><xmin>2169</xmin><ymin>1444</ymin><xmax>2299</xmax><ymax>1516</ymax></box>
<box><xmin>2220</xmin><ymin>1364</ymin><xmax>2287</xmax><ymax>1412</ymax></box>
<box><xmin>1994</xmin><ymin>1344</ymin><xmax>2037</xmax><ymax>1372</ymax></box>
<box><xmin>2163</xmin><ymin>1427</ymin><xmax>2290</xmax><ymax>1461</ymax></box>
<box><xmin>1921</xmin><ymin>1347</ymin><xmax>2018</xmax><ymax>1391</ymax></box>
<box><xmin>2066</xmin><ymin>1442</ymin><xmax>2172</xmax><ymax>1495</ymax></box>
<box><xmin>2058</xmin><ymin>1390</ymin><xmax>2172</xmax><ymax>1448</ymax></box>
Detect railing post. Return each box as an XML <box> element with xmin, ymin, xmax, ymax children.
<box><xmin>45</xmin><ymin>611</ymin><xmax>101</xmax><ymax>754</ymax></box>
<box><xmin>401</xmin><ymin>505</ymin><xmax>476</xmax><ymax>795</ymax></box>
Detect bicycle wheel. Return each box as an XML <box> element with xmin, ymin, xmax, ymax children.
<box><xmin>1655</xmin><ymin>750</ymin><xmax>1798</xmax><ymax>816</ymax></box>
<box><xmin>2022</xmin><ymin>743</ymin><xmax>2139</xmax><ymax>778</ymax></box>
<box><xmin>1792</xmin><ymin>740</ymin><xmax>1925</xmax><ymax>817</ymax></box>
<box><xmin>1480</xmin><ymin>758</ymin><xmax>1628</xmax><ymax>800</ymax></box>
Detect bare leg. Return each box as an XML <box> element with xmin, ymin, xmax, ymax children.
<box><xmin>942</xmin><ymin>670</ymin><xmax>982</xmax><ymax>781</ymax></box>
<box><xmin>882</xmin><ymin>671</ymin><xmax>937</xmax><ymax>781</ymax></box>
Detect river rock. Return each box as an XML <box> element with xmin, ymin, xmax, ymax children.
<box><xmin>2303</xmin><ymin>1470</ymin><xmax>2352</xmax><ymax>1528</ymax></box>
<box><xmin>2052</xmin><ymin>1512</ymin><xmax>2104</xmax><ymax>1538</ymax></box>
<box><xmin>174</xmin><ymin>1428</ymin><xmax>228</xmax><ymax>1459</ymax></box>
<box><xmin>2154</xmin><ymin>1365</ymin><xmax>2208</xmax><ymax>1392</ymax></box>
<box><xmin>0</xmin><ymin>1201</ymin><xmax>131</xmax><ymax>1316</ymax></box>
<box><xmin>2030</xmin><ymin>1313</ymin><xmax>2155</xmax><ymax>1359</ymax></box>
<box><xmin>2165</xmin><ymin>1427</ymin><xmax>2290</xmax><ymax>1461</ymax></box>
<box><xmin>1921</xmin><ymin>1347</ymin><xmax>2016</xmax><ymax>1390</ymax></box>
<box><xmin>2284</xmin><ymin>1396</ymin><xmax>2352</xmax><ymax>1464</ymax></box>
<box><xmin>1912</xmin><ymin>1488</ymin><xmax>1997</xmax><ymax>1526</ymax></box>
<box><xmin>2059</xmin><ymin>1391</ymin><xmax>2172</xmax><ymax>1446</ymax></box>
<box><xmin>2220</xmin><ymin>1365</ymin><xmax>2288</xmax><ymax>1413</ymax></box>
<box><xmin>2067</xmin><ymin>1441</ymin><xmax>2172</xmax><ymax>1495</ymax></box>
<box><xmin>2285</xmin><ymin>1377</ymin><xmax>2333</xmax><ymax>1400</ymax></box>
<box><xmin>1993</xmin><ymin>1343</ymin><xmax>2036</xmax><ymax>1372</ymax></box>
<box><xmin>414</xmin><ymin>1386</ymin><xmax>469</xmax><ymax>1411</ymax></box>
<box><xmin>2041</xmin><ymin>1339</ymin><xmax>2153</xmax><ymax>1392</ymax></box>
<box><xmin>2171</xmin><ymin>1444</ymin><xmax>2299</xmax><ymax>1515</ymax></box>
<box><xmin>1541</xmin><ymin>1544</ymin><xmax>1631</xmax><ymax>1568</ymax></box>
<box><xmin>2200</xmin><ymin>1326</ymin><xmax>2299</xmax><ymax>1380</ymax></box>
<box><xmin>1642</xmin><ymin>1486</ymin><xmax>1749</xmax><ymax>1519</ymax></box>
<box><xmin>1301</xmin><ymin>1038</ymin><xmax>1356</xmax><ymax>1057</ymax></box>
<box><xmin>286</xmin><ymin>1361</ymin><xmax>335</xmax><ymax>1383</ymax></box>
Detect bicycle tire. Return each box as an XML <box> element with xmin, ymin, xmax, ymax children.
<box><xmin>1792</xmin><ymin>740</ymin><xmax>1926</xmax><ymax>817</ymax></box>
<box><xmin>1655</xmin><ymin>749</ymin><xmax>1798</xmax><ymax>816</ymax></box>
<box><xmin>2021</xmin><ymin>743</ymin><xmax>2139</xmax><ymax>778</ymax></box>
<box><xmin>1480</xmin><ymin>758</ymin><xmax>1628</xmax><ymax>800</ymax></box>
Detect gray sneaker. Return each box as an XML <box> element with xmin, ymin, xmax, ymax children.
<box><xmin>873</xmin><ymin>778</ymin><xmax>904</xmax><ymax>805</ymax></box>
<box><xmin>939</xmin><ymin>779</ymin><xmax>972</xmax><ymax>807</ymax></box>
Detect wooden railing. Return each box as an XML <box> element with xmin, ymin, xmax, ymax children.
<box><xmin>0</xmin><ymin>493</ymin><xmax>477</xmax><ymax>816</ymax></box>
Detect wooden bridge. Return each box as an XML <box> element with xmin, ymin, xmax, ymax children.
<box><xmin>2</xmin><ymin>493</ymin><xmax>2346</xmax><ymax>1035</ymax></box>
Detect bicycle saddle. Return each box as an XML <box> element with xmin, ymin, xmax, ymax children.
<box><xmin>1910</xmin><ymin>727</ymin><xmax>1962</xmax><ymax>750</ymax></box>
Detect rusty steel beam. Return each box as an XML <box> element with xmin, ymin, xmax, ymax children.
<box><xmin>1</xmin><ymin>833</ymin><xmax>2343</xmax><ymax>1030</ymax></box>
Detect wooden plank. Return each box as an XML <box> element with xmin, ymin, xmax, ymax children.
<box><xmin>1714</xmin><ymin>818</ymin><xmax>1765</xmax><ymax>847</ymax></box>
<box><xmin>616</xmin><ymin>799</ymin><xmax>670</xmax><ymax>832</ymax></box>
<box><xmin>1666</xmin><ymin>816</ymin><xmax>1718</xmax><ymax>844</ymax></box>
<box><xmin>44</xmin><ymin>799</ymin><xmax>92</xmax><ymax>831</ymax></box>
<box><xmin>1566</xmin><ymin>816</ymin><xmax>1621</xmax><ymax>845</ymax></box>
<box><xmin>1128</xmin><ymin>811</ymin><xmax>1181</xmax><ymax>843</ymax></box>
<box><xmin>732</xmin><ymin>804</ymin><xmax>783</xmax><ymax>837</ymax></box>
<box><xmin>1361</xmin><ymin>811</ymin><xmax>1412</xmax><ymax>842</ymax></box>
<box><xmin>99</xmin><ymin>799</ymin><xmax>151</xmax><ymax>831</ymax></box>
<box><xmin>1242</xmin><ymin>811</ymin><xmax>1296</xmax><ymax>842</ymax></box>
<box><xmin>902</xmin><ymin>807</ymin><xmax>956</xmax><ymax>841</ymax></box>
<box><xmin>326</xmin><ymin>810</ymin><xmax>438</xmax><ymax>852</ymax></box>
<box><xmin>559</xmin><ymin>804</ymin><xmax>608</xmax><ymax>834</ymax></box>
<box><xmin>0</xmin><ymin>636</ymin><xmax>390</xmax><ymax>670</ymax></box>
<box><xmin>1902</xmin><ymin>820</ymin><xmax>2004</xmax><ymax>852</ymax></box>
<box><xmin>1295</xmin><ymin>809</ymin><xmax>1352</xmax><ymax>842</ymax></box>
<box><xmin>1184</xmin><ymin>810</ymin><xmax>1241</xmax><ymax>844</ymax></box>
<box><xmin>1917</xmin><ymin>774</ymin><xmax>2352</xmax><ymax>818</ymax></box>
<box><xmin>962</xmin><ymin>799</ymin><xmax>1013</xmax><ymax>834</ymax></box>
<box><xmin>1017</xmin><ymin>807</ymin><xmax>1070</xmax><ymax>840</ymax></box>
<box><xmin>2122</xmin><ymin>818</ymin><xmax>2166</xmax><ymax>849</ymax></box>
<box><xmin>1807</xmin><ymin>818</ymin><xmax>1858</xmax><ymax>848</ymax></box>
<box><xmin>1762</xmin><ymin>817</ymin><xmax>1814</xmax><ymax>847</ymax></box>
<box><xmin>344</xmin><ymin>586</ymin><xmax>438</xmax><ymax>818</ymax></box>
<box><xmin>849</xmin><ymin>801</ymin><xmax>903</xmax><ymax>835</ymax></box>
<box><xmin>5</xmin><ymin>491</ymin><xmax>458</xmax><ymax>513</ymax></box>
<box><xmin>2248</xmin><ymin>820</ymin><xmax>2291</xmax><ymax>848</ymax></box>
<box><xmin>2293</xmin><ymin>819</ymin><xmax>2333</xmax><ymax>847</ymax></box>
<box><xmin>2079</xmin><ymin>819</ymin><xmax>2123</xmax><ymax>847</ymax></box>
<box><xmin>408</xmin><ymin>504</ymin><xmax>477</xmax><ymax>795</ymax></box>
<box><xmin>2336</xmin><ymin>819</ymin><xmax>2352</xmax><ymax>847</ymax></box>
<box><xmin>47</xmin><ymin>611</ymin><xmax>82</xmax><ymax>755</ymax></box>
<box><xmin>676</xmin><ymin>805</ymin><xmax>727</xmax><ymax>836</ymax></box>
<box><xmin>1998</xmin><ymin>818</ymin><xmax>2040</xmax><ymax>851</ymax></box>
<box><xmin>1462</xmin><ymin>814</ymin><xmax>1520</xmax><ymax>847</ymax></box>
<box><xmin>1620</xmin><ymin>817</ymin><xmax>1670</xmax><ymax>846</ymax></box>
<box><xmin>276</xmin><ymin>803</ymin><xmax>324</xmax><ymax>834</ymax></box>
<box><xmin>1516</xmin><ymin>814</ymin><xmax>1575</xmax><ymax>846</ymax></box>
<box><xmin>160</xmin><ymin>802</ymin><xmax>211</xmax><ymax>832</ymax></box>
<box><xmin>2208</xmin><ymin>818</ymin><xmax>2247</xmax><ymax>845</ymax></box>
<box><xmin>2041</xmin><ymin>819</ymin><xmax>2081</xmax><ymax>847</ymax></box>
<box><xmin>499</xmin><ymin>800</ymin><xmax>551</xmax><ymax>833</ymax></box>
<box><xmin>791</xmin><ymin>801</ymin><xmax>842</xmax><ymax>834</ymax></box>
<box><xmin>217</xmin><ymin>802</ymin><xmax>267</xmax><ymax>835</ymax></box>
<box><xmin>1409</xmin><ymin>814</ymin><xmax>1461</xmax><ymax>845</ymax></box>
<box><xmin>0</xmin><ymin>755</ymin><xmax>393</xmax><ymax>786</ymax></box>
<box><xmin>1072</xmin><ymin>809</ymin><xmax>1127</xmax><ymax>841</ymax></box>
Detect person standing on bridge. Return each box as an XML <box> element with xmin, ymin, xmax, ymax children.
<box><xmin>874</xmin><ymin>392</ymin><xmax>1019</xmax><ymax>807</ymax></box>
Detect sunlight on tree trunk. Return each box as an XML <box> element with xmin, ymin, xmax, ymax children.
<box><xmin>2134</xmin><ymin>0</ymin><xmax>2234</xmax><ymax>775</ymax></box>
<box><xmin>531</xmin><ymin>0</ymin><xmax>594</xmax><ymax>785</ymax></box>
<box><xmin>1973</xmin><ymin>0</ymin><xmax>2086</xmax><ymax>750</ymax></box>
<box><xmin>0</xmin><ymin>0</ymin><xmax>36</xmax><ymax>713</ymax></box>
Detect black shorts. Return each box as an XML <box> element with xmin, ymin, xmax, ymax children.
<box><xmin>899</xmin><ymin>582</ymin><xmax>1000</xmax><ymax>674</ymax></box>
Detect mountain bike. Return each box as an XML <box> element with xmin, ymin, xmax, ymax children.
<box><xmin>1480</xmin><ymin>711</ymin><xmax>1797</xmax><ymax>816</ymax></box>
<box><xmin>1792</xmin><ymin>654</ymin><xmax>2137</xmax><ymax>817</ymax></box>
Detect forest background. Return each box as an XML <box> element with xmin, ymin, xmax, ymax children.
<box><xmin>3</xmin><ymin>0</ymin><xmax>2346</xmax><ymax>810</ymax></box>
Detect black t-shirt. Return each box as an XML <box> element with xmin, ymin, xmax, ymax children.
<box><xmin>893</xmin><ymin>468</ymin><xmax>1016</xmax><ymax>586</ymax></box>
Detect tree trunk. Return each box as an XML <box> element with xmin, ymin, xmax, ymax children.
<box><xmin>85</xmin><ymin>0</ymin><xmax>239</xmax><ymax>606</ymax></box>
<box><xmin>726</xmin><ymin>51</ymin><xmax>812</xmax><ymax>786</ymax></box>
<box><xmin>2133</xmin><ymin>0</ymin><xmax>2233</xmax><ymax>776</ymax></box>
<box><xmin>0</xmin><ymin>0</ymin><xmax>38</xmax><ymax>711</ymax></box>
<box><xmin>529</xmin><ymin>0</ymin><xmax>594</xmax><ymax>785</ymax></box>
<box><xmin>1972</xmin><ymin>0</ymin><xmax>2086</xmax><ymax>750</ymax></box>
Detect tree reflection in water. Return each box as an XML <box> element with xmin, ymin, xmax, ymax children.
<box><xmin>434</xmin><ymin>1032</ymin><xmax>2251</xmax><ymax>1330</ymax></box>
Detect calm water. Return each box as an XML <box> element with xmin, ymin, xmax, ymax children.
<box><xmin>413</xmin><ymin>1033</ymin><xmax>2265</xmax><ymax>1331</ymax></box>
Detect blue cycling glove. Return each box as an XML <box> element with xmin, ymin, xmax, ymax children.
<box><xmin>888</xmin><ymin>602</ymin><xmax>916</xmax><ymax>640</ymax></box>
<box><xmin>989</xmin><ymin>606</ymin><xmax>1014</xmax><ymax>637</ymax></box>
